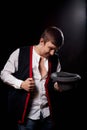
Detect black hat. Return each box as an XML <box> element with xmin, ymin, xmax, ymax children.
<box><xmin>51</xmin><ymin>71</ymin><xmax>81</xmax><ymax>91</ymax></box>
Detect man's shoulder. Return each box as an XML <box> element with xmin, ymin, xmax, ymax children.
<box><xmin>18</xmin><ymin>45</ymin><xmax>33</xmax><ymax>57</ymax></box>
<box><xmin>19</xmin><ymin>45</ymin><xmax>32</xmax><ymax>52</ymax></box>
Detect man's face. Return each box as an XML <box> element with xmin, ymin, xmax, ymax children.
<box><xmin>41</xmin><ymin>41</ymin><xmax>58</xmax><ymax>58</ymax></box>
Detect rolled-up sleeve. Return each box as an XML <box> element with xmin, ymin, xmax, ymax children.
<box><xmin>0</xmin><ymin>48</ymin><xmax>23</xmax><ymax>89</ymax></box>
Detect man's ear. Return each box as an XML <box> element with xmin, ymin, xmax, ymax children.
<box><xmin>39</xmin><ymin>38</ymin><xmax>45</xmax><ymax>45</ymax></box>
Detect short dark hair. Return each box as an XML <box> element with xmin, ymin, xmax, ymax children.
<box><xmin>41</xmin><ymin>26</ymin><xmax>64</xmax><ymax>48</ymax></box>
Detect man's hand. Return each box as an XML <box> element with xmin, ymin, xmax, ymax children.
<box><xmin>54</xmin><ymin>82</ymin><xmax>62</xmax><ymax>92</ymax></box>
<box><xmin>20</xmin><ymin>78</ymin><xmax>35</xmax><ymax>92</ymax></box>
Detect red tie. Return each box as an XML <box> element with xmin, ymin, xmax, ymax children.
<box><xmin>39</xmin><ymin>57</ymin><xmax>47</xmax><ymax>78</ymax></box>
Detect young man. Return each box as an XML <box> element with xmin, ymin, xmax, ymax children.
<box><xmin>0</xmin><ymin>26</ymin><xmax>64</xmax><ymax>130</ymax></box>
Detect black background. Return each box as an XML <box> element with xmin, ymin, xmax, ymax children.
<box><xmin>0</xmin><ymin>0</ymin><xmax>87</xmax><ymax>129</ymax></box>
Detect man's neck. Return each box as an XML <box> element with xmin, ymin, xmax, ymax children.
<box><xmin>33</xmin><ymin>45</ymin><xmax>42</xmax><ymax>56</ymax></box>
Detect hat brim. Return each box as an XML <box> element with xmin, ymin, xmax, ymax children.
<box><xmin>51</xmin><ymin>71</ymin><xmax>81</xmax><ymax>91</ymax></box>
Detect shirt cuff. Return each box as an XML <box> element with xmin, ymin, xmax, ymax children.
<box><xmin>14</xmin><ymin>80</ymin><xmax>23</xmax><ymax>89</ymax></box>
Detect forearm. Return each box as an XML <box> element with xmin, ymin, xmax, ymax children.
<box><xmin>0</xmin><ymin>71</ymin><xmax>23</xmax><ymax>89</ymax></box>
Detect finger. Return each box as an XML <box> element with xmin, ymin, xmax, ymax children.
<box><xmin>27</xmin><ymin>78</ymin><xmax>33</xmax><ymax>81</ymax></box>
<box><xmin>54</xmin><ymin>82</ymin><xmax>58</xmax><ymax>87</ymax></box>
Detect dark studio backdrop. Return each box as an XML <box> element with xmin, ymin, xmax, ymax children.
<box><xmin>0</xmin><ymin>0</ymin><xmax>87</xmax><ymax>129</ymax></box>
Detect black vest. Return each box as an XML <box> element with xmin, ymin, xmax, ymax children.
<box><xmin>8</xmin><ymin>46</ymin><xmax>59</xmax><ymax>124</ymax></box>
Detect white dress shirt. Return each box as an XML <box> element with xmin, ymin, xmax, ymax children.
<box><xmin>0</xmin><ymin>46</ymin><xmax>61</xmax><ymax>120</ymax></box>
